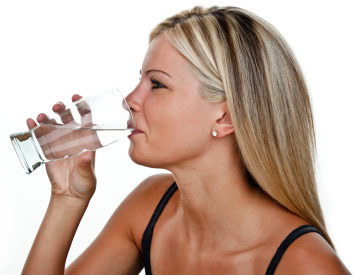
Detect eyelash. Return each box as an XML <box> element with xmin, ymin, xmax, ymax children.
<box><xmin>139</xmin><ymin>76</ymin><xmax>166</xmax><ymax>90</ymax></box>
<box><xmin>151</xmin><ymin>79</ymin><xmax>165</xmax><ymax>90</ymax></box>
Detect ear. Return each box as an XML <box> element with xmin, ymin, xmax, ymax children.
<box><xmin>213</xmin><ymin>103</ymin><xmax>234</xmax><ymax>137</ymax></box>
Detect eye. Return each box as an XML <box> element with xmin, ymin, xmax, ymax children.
<box><xmin>151</xmin><ymin>79</ymin><xmax>166</xmax><ymax>90</ymax></box>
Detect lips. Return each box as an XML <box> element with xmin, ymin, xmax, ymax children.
<box><xmin>127</xmin><ymin>120</ymin><xmax>144</xmax><ymax>133</ymax></box>
<box><xmin>131</xmin><ymin>129</ymin><xmax>144</xmax><ymax>134</ymax></box>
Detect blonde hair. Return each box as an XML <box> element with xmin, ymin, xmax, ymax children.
<box><xmin>149</xmin><ymin>6</ymin><xmax>335</xmax><ymax>249</ymax></box>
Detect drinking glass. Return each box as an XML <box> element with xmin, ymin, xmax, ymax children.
<box><xmin>10</xmin><ymin>87</ymin><xmax>134</xmax><ymax>174</ymax></box>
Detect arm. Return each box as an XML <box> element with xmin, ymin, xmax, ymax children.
<box><xmin>22</xmin><ymin>96</ymin><xmax>147</xmax><ymax>275</ymax></box>
<box><xmin>22</xmin><ymin>174</ymin><xmax>151</xmax><ymax>275</ymax></box>
<box><xmin>22</xmin><ymin>196</ymin><xmax>90</xmax><ymax>274</ymax></box>
<box><xmin>64</xmin><ymin>174</ymin><xmax>174</xmax><ymax>275</ymax></box>
<box><xmin>23</xmin><ymin>98</ymin><xmax>172</xmax><ymax>274</ymax></box>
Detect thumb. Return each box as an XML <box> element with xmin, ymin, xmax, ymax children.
<box><xmin>77</xmin><ymin>151</ymin><xmax>94</xmax><ymax>171</ymax></box>
<box><xmin>73</xmin><ymin>150</ymin><xmax>96</xmax><ymax>198</ymax></box>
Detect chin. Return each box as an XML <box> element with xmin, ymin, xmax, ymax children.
<box><xmin>128</xmin><ymin>146</ymin><xmax>159</xmax><ymax>168</ymax></box>
<box><xmin>129</xmin><ymin>156</ymin><xmax>166</xmax><ymax>169</ymax></box>
<box><xmin>128</xmin><ymin>146</ymin><xmax>174</xmax><ymax>169</ymax></box>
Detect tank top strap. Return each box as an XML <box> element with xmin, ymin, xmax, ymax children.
<box><xmin>265</xmin><ymin>224</ymin><xmax>323</xmax><ymax>275</ymax></box>
<box><xmin>141</xmin><ymin>181</ymin><xmax>178</xmax><ymax>275</ymax></box>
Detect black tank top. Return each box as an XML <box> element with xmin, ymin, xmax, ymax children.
<box><xmin>141</xmin><ymin>181</ymin><xmax>323</xmax><ymax>275</ymax></box>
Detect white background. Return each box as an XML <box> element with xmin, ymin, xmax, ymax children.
<box><xmin>1</xmin><ymin>0</ymin><xmax>352</xmax><ymax>274</ymax></box>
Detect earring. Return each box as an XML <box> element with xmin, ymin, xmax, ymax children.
<box><xmin>212</xmin><ymin>130</ymin><xmax>218</xmax><ymax>137</ymax></box>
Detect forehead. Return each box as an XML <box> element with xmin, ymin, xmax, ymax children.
<box><xmin>142</xmin><ymin>34</ymin><xmax>193</xmax><ymax>78</ymax></box>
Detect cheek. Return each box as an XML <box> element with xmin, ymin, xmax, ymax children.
<box><xmin>148</xmin><ymin>100</ymin><xmax>210</xmax><ymax>155</ymax></box>
<box><xmin>128</xmin><ymin>95</ymin><xmax>213</xmax><ymax>167</ymax></box>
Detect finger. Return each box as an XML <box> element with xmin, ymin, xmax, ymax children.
<box><xmin>27</xmin><ymin>117</ymin><xmax>52</xmax><ymax>158</ymax></box>
<box><xmin>37</xmin><ymin>113</ymin><xmax>59</xmax><ymax>125</ymax></box>
<box><xmin>80</xmin><ymin>150</ymin><xmax>92</xmax><ymax>163</ymax></box>
<box><xmin>72</xmin><ymin>94</ymin><xmax>82</xmax><ymax>102</ymax></box>
<box><xmin>26</xmin><ymin>118</ymin><xmax>37</xmax><ymax>130</ymax></box>
<box><xmin>75</xmin><ymin>98</ymin><xmax>93</xmax><ymax>126</ymax></box>
<box><xmin>37</xmin><ymin>113</ymin><xmax>49</xmax><ymax>124</ymax></box>
<box><xmin>77</xmin><ymin>151</ymin><xmax>96</xmax><ymax>178</ymax></box>
<box><xmin>35</xmin><ymin>113</ymin><xmax>59</xmax><ymax>139</ymax></box>
<box><xmin>52</xmin><ymin>101</ymin><xmax>65</xmax><ymax>113</ymax></box>
<box><xmin>72</xmin><ymin>94</ymin><xmax>92</xmax><ymax>125</ymax></box>
<box><xmin>53</xmin><ymin>102</ymin><xmax>75</xmax><ymax>124</ymax></box>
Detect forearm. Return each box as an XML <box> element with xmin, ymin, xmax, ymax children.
<box><xmin>22</xmin><ymin>195</ymin><xmax>90</xmax><ymax>275</ymax></box>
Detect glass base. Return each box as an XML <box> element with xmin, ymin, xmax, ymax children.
<box><xmin>10</xmin><ymin>129</ymin><xmax>45</xmax><ymax>174</ymax></box>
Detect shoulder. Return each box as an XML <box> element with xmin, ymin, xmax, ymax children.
<box><xmin>125</xmin><ymin>173</ymin><xmax>175</xmax><ymax>214</ymax></box>
<box><xmin>275</xmin><ymin>231</ymin><xmax>351</xmax><ymax>274</ymax></box>
<box><xmin>123</xmin><ymin>173</ymin><xmax>176</xmax><ymax>252</ymax></box>
<box><xmin>64</xmin><ymin>173</ymin><xmax>175</xmax><ymax>274</ymax></box>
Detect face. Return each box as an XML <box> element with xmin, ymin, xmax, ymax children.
<box><xmin>125</xmin><ymin>34</ymin><xmax>222</xmax><ymax>169</ymax></box>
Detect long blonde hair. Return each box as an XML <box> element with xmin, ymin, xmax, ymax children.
<box><xmin>149</xmin><ymin>6</ymin><xmax>334</xmax><ymax>249</ymax></box>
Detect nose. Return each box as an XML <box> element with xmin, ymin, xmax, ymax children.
<box><xmin>124</xmin><ymin>89</ymin><xmax>140</xmax><ymax>113</ymax></box>
<box><xmin>122</xmin><ymin>99</ymin><xmax>130</xmax><ymax>112</ymax></box>
<box><xmin>123</xmin><ymin>92</ymin><xmax>137</xmax><ymax>129</ymax></box>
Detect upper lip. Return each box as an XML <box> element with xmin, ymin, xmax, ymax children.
<box><xmin>127</xmin><ymin>120</ymin><xmax>144</xmax><ymax>133</ymax></box>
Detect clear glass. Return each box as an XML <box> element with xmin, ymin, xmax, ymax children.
<box><xmin>10</xmin><ymin>87</ymin><xmax>135</xmax><ymax>174</ymax></box>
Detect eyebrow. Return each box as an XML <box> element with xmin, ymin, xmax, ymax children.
<box><xmin>140</xmin><ymin>69</ymin><xmax>172</xmax><ymax>78</ymax></box>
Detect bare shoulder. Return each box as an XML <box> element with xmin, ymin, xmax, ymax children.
<box><xmin>65</xmin><ymin>173</ymin><xmax>175</xmax><ymax>274</ymax></box>
<box><xmin>126</xmin><ymin>173</ymin><xmax>176</xmax><ymax>251</ymax></box>
<box><xmin>103</xmin><ymin>172</ymin><xmax>175</xmax><ymax>238</ymax></box>
<box><xmin>276</xmin><ymin>232</ymin><xmax>351</xmax><ymax>274</ymax></box>
<box><xmin>128</xmin><ymin>173</ymin><xmax>175</xmax><ymax>205</ymax></box>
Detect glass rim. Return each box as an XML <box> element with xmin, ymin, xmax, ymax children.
<box><xmin>37</xmin><ymin>87</ymin><xmax>135</xmax><ymax>130</ymax></box>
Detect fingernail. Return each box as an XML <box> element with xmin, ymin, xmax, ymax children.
<box><xmin>37</xmin><ymin>113</ymin><xmax>46</xmax><ymax>121</ymax></box>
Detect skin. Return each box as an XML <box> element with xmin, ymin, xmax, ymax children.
<box><xmin>22</xmin><ymin>33</ymin><xmax>351</xmax><ymax>274</ymax></box>
<box><xmin>125</xmin><ymin>33</ymin><xmax>350</xmax><ymax>274</ymax></box>
<box><xmin>126</xmin><ymin>33</ymin><xmax>271</xmax><ymax>253</ymax></box>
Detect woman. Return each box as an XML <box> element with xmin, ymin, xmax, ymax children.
<box><xmin>22</xmin><ymin>6</ymin><xmax>350</xmax><ymax>275</ymax></box>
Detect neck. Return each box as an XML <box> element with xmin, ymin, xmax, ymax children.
<box><xmin>166</xmin><ymin>140</ymin><xmax>270</xmax><ymax>253</ymax></box>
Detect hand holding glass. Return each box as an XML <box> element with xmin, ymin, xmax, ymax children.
<box><xmin>10</xmin><ymin>88</ymin><xmax>134</xmax><ymax>174</ymax></box>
